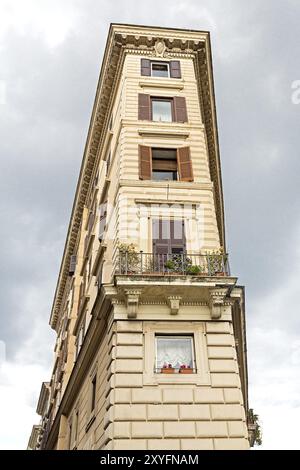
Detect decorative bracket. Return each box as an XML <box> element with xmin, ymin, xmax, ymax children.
<box><xmin>124</xmin><ymin>289</ymin><xmax>142</xmax><ymax>319</ymax></box>
<box><xmin>167</xmin><ymin>296</ymin><xmax>182</xmax><ymax>315</ymax></box>
<box><xmin>209</xmin><ymin>288</ymin><xmax>228</xmax><ymax>319</ymax></box>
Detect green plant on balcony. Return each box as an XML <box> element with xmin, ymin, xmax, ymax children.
<box><xmin>164</xmin><ymin>255</ymin><xmax>192</xmax><ymax>274</ymax></box>
<box><xmin>164</xmin><ymin>259</ymin><xmax>176</xmax><ymax>271</ymax></box>
<box><xmin>206</xmin><ymin>246</ymin><xmax>227</xmax><ymax>275</ymax></box>
<box><xmin>248</xmin><ymin>409</ymin><xmax>262</xmax><ymax>447</ymax></box>
<box><xmin>118</xmin><ymin>243</ymin><xmax>140</xmax><ymax>273</ymax></box>
<box><xmin>186</xmin><ymin>264</ymin><xmax>202</xmax><ymax>275</ymax></box>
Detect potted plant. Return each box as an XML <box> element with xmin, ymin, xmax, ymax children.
<box><xmin>161</xmin><ymin>363</ymin><xmax>175</xmax><ymax>374</ymax></box>
<box><xmin>164</xmin><ymin>260</ymin><xmax>175</xmax><ymax>272</ymax></box>
<box><xmin>118</xmin><ymin>243</ymin><xmax>140</xmax><ymax>274</ymax></box>
<box><xmin>206</xmin><ymin>247</ymin><xmax>227</xmax><ymax>276</ymax></box>
<box><xmin>179</xmin><ymin>364</ymin><xmax>193</xmax><ymax>374</ymax></box>
<box><xmin>186</xmin><ymin>265</ymin><xmax>202</xmax><ymax>275</ymax></box>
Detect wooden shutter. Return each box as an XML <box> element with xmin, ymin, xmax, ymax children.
<box><xmin>138</xmin><ymin>94</ymin><xmax>151</xmax><ymax>120</ymax></box>
<box><xmin>170</xmin><ymin>61</ymin><xmax>181</xmax><ymax>78</ymax></box>
<box><xmin>177</xmin><ymin>147</ymin><xmax>193</xmax><ymax>182</ymax></box>
<box><xmin>139</xmin><ymin>145</ymin><xmax>152</xmax><ymax>180</ymax></box>
<box><xmin>98</xmin><ymin>201</ymin><xmax>107</xmax><ymax>242</ymax></box>
<box><xmin>68</xmin><ymin>255</ymin><xmax>77</xmax><ymax>275</ymax></box>
<box><xmin>174</xmin><ymin>97</ymin><xmax>188</xmax><ymax>123</ymax></box>
<box><xmin>141</xmin><ymin>58</ymin><xmax>151</xmax><ymax>76</ymax></box>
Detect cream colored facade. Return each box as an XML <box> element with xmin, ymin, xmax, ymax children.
<box><xmin>29</xmin><ymin>24</ymin><xmax>251</xmax><ymax>451</ymax></box>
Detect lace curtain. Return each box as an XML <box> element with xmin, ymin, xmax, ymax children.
<box><xmin>156</xmin><ymin>337</ymin><xmax>193</xmax><ymax>369</ymax></box>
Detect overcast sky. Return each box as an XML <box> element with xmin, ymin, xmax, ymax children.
<box><xmin>0</xmin><ymin>0</ymin><xmax>300</xmax><ymax>450</ymax></box>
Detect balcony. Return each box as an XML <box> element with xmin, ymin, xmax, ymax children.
<box><xmin>116</xmin><ymin>250</ymin><xmax>230</xmax><ymax>277</ymax></box>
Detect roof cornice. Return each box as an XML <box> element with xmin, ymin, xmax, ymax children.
<box><xmin>49</xmin><ymin>24</ymin><xmax>226</xmax><ymax>330</ymax></box>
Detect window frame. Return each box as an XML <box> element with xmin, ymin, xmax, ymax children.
<box><xmin>85</xmin><ymin>362</ymin><xmax>98</xmax><ymax>432</ymax></box>
<box><xmin>151</xmin><ymin>147</ymin><xmax>178</xmax><ymax>181</ymax></box>
<box><xmin>155</xmin><ymin>334</ymin><xmax>196</xmax><ymax>373</ymax></box>
<box><xmin>151</xmin><ymin>61</ymin><xmax>170</xmax><ymax>78</ymax></box>
<box><xmin>143</xmin><ymin>322</ymin><xmax>210</xmax><ymax>386</ymax></box>
<box><xmin>151</xmin><ymin>97</ymin><xmax>174</xmax><ymax>122</ymax></box>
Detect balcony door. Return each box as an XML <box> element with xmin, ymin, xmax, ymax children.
<box><xmin>152</xmin><ymin>219</ymin><xmax>186</xmax><ymax>255</ymax></box>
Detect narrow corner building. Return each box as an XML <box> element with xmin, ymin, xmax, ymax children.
<box><xmin>29</xmin><ymin>23</ymin><xmax>252</xmax><ymax>451</ymax></box>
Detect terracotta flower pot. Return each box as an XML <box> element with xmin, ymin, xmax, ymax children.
<box><xmin>161</xmin><ymin>368</ymin><xmax>175</xmax><ymax>374</ymax></box>
<box><xmin>179</xmin><ymin>368</ymin><xmax>193</xmax><ymax>374</ymax></box>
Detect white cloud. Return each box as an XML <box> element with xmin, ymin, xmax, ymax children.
<box><xmin>0</xmin><ymin>0</ymin><xmax>80</xmax><ymax>47</ymax></box>
<box><xmin>0</xmin><ymin>360</ymin><xmax>50</xmax><ymax>450</ymax></box>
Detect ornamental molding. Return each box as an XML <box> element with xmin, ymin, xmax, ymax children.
<box><xmin>209</xmin><ymin>287</ymin><xmax>228</xmax><ymax>320</ymax></box>
<box><xmin>167</xmin><ymin>295</ymin><xmax>182</xmax><ymax>315</ymax></box>
<box><xmin>124</xmin><ymin>289</ymin><xmax>143</xmax><ymax>318</ymax></box>
<box><xmin>49</xmin><ymin>24</ymin><xmax>226</xmax><ymax>331</ymax></box>
<box><xmin>154</xmin><ymin>39</ymin><xmax>167</xmax><ymax>57</ymax></box>
<box><xmin>181</xmin><ymin>301</ymin><xmax>208</xmax><ymax>306</ymax></box>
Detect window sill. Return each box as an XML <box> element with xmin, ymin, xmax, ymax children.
<box><xmin>144</xmin><ymin>371</ymin><xmax>210</xmax><ymax>386</ymax></box>
<box><xmin>139</xmin><ymin>79</ymin><xmax>184</xmax><ymax>90</ymax></box>
<box><xmin>138</xmin><ymin>128</ymin><xmax>189</xmax><ymax>138</ymax></box>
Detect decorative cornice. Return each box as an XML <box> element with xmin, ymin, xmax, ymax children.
<box><xmin>49</xmin><ymin>23</ymin><xmax>226</xmax><ymax>330</ymax></box>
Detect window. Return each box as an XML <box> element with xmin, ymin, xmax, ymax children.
<box><xmin>151</xmin><ymin>61</ymin><xmax>169</xmax><ymax>78</ymax></box>
<box><xmin>152</xmin><ymin>219</ymin><xmax>186</xmax><ymax>255</ymax></box>
<box><xmin>155</xmin><ymin>335</ymin><xmax>195</xmax><ymax>373</ymax></box>
<box><xmin>98</xmin><ymin>201</ymin><xmax>107</xmax><ymax>242</ymax></box>
<box><xmin>138</xmin><ymin>94</ymin><xmax>187</xmax><ymax>123</ymax></box>
<box><xmin>91</xmin><ymin>375</ymin><xmax>97</xmax><ymax>412</ymax></box>
<box><xmin>109</xmin><ymin>114</ymin><xmax>113</xmax><ymax>131</ymax></box>
<box><xmin>139</xmin><ymin>145</ymin><xmax>193</xmax><ymax>182</ymax></box>
<box><xmin>75</xmin><ymin>317</ymin><xmax>86</xmax><ymax>360</ymax></box>
<box><xmin>151</xmin><ymin>98</ymin><xmax>172</xmax><ymax>122</ymax></box>
<box><xmin>141</xmin><ymin>59</ymin><xmax>181</xmax><ymax>78</ymax></box>
<box><xmin>106</xmin><ymin>151</ymin><xmax>111</xmax><ymax>177</ymax></box>
<box><xmin>68</xmin><ymin>421</ymin><xmax>73</xmax><ymax>450</ymax></box>
<box><xmin>152</xmin><ymin>148</ymin><xmax>177</xmax><ymax>181</ymax></box>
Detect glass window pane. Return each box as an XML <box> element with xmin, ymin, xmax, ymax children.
<box><xmin>156</xmin><ymin>336</ymin><xmax>194</xmax><ymax>370</ymax></box>
<box><xmin>152</xmin><ymin>62</ymin><xmax>169</xmax><ymax>77</ymax></box>
<box><xmin>152</xmin><ymin>100</ymin><xmax>172</xmax><ymax>122</ymax></box>
<box><xmin>152</xmin><ymin>170</ymin><xmax>177</xmax><ymax>181</ymax></box>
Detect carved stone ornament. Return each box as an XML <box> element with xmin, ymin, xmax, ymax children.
<box><xmin>124</xmin><ymin>289</ymin><xmax>142</xmax><ymax>319</ymax></box>
<box><xmin>167</xmin><ymin>295</ymin><xmax>182</xmax><ymax>315</ymax></box>
<box><xmin>209</xmin><ymin>288</ymin><xmax>228</xmax><ymax>320</ymax></box>
<box><xmin>154</xmin><ymin>39</ymin><xmax>167</xmax><ymax>57</ymax></box>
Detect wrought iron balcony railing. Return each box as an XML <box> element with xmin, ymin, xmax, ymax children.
<box><xmin>116</xmin><ymin>250</ymin><xmax>230</xmax><ymax>277</ymax></box>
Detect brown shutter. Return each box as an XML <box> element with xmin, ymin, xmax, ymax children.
<box><xmin>68</xmin><ymin>254</ymin><xmax>77</xmax><ymax>275</ymax></box>
<box><xmin>138</xmin><ymin>94</ymin><xmax>151</xmax><ymax>120</ymax></box>
<box><xmin>141</xmin><ymin>58</ymin><xmax>151</xmax><ymax>76</ymax></box>
<box><xmin>170</xmin><ymin>61</ymin><xmax>181</xmax><ymax>78</ymax></box>
<box><xmin>139</xmin><ymin>145</ymin><xmax>152</xmax><ymax>180</ymax></box>
<box><xmin>174</xmin><ymin>97</ymin><xmax>188</xmax><ymax>123</ymax></box>
<box><xmin>177</xmin><ymin>147</ymin><xmax>193</xmax><ymax>182</ymax></box>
